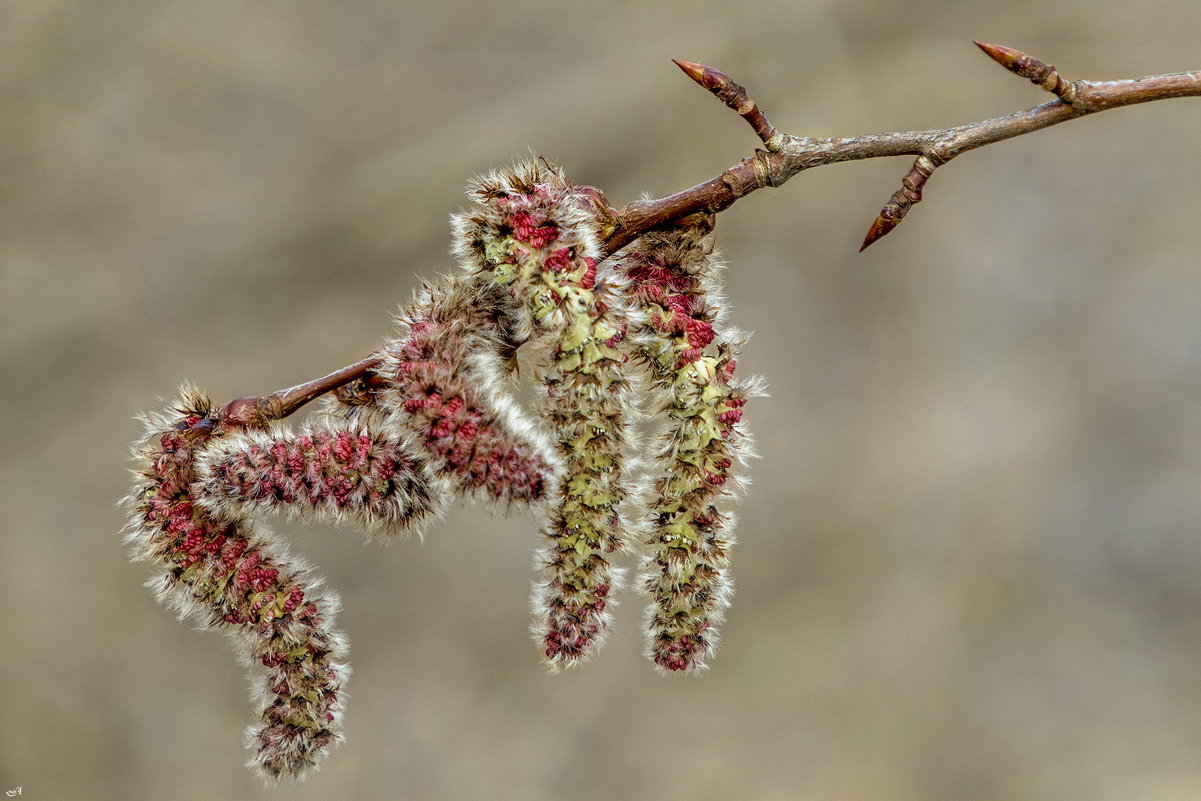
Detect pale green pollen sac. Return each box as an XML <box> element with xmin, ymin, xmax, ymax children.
<box><xmin>677</xmin><ymin>356</ymin><xmax>718</xmax><ymax>385</ymax></box>
<box><xmin>559</xmin><ymin>316</ymin><xmax>592</xmax><ymax>351</ymax></box>
<box><xmin>592</xmin><ymin>320</ymin><xmax>618</xmax><ymax>342</ymax></box>
<box><xmin>532</xmin><ymin>293</ymin><xmax>559</xmax><ymax>325</ymax></box>
<box><xmin>581</xmin><ymin>450</ymin><xmax>616</xmax><ymax>471</ymax></box>
<box><xmin>179</xmin><ymin>560</ymin><xmax>207</xmax><ymax>582</ymax></box>
<box><xmin>664</xmin><ymin>603</ymin><xmax>706</xmax><ymax>620</ymax></box>
<box><xmin>280</xmin><ymin>645</ymin><xmax>311</xmax><ymax>663</ymax></box>
<box><xmin>559</xmin><ymin>523</ymin><xmax>601</xmax><ymax>555</ymax></box>
<box><xmin>665</xmin><ymin>474</ymin><xmax>707</xmax><ymax>497</ymax></box>
<box><xmin>557</xmin><ymin>332</ymin><xmax>624</xmax><ymax>377</ymax></box>
<box><xmin>657</xmin><ymin>499</ymin><xmax>685</xmax><ymax>517</ymax></box>
<box><xmin>566</xmin><ymin>474</ymin><xmax>617</xmax><ymax>509</ymax></box>
<box><xmin>483</xmin><ymin>239</ymin><xmax>518</xmax><ymax>283</ymax></box>
<box><xmin>673</xmin><ymin>449</ymin><xmax>706</xmax><ymax>469</ymax></box>
<box><xmin>662</xmin><ymin>519</ymin><xmax>698</xmax><ymax>544</ymax></box>
<box><xmin>565</xmin><ymin>535</ymin><xmax>597</xmax><ymax>557</ymax></box>
<box><xmin>249</xmin><ymin>590</ymin><xmax>291</xmax><ymax>621</ymax></box>
<box><xmin>579</xmin><ymin>341</ymin><xmax>604</xmax><ymax>373</ymax></box>
<box><xmin>686</xmin><ymin>429</ymin><xmax>720</xmax><ymax>461</ymax></box>
<box><xmin>641</xmin><ymin>340</ymin><xmax>675</xmax><ymax>372</ymax></box>
<box><xmin>568</xmin><ymin>430</ymin><xmax>596</xmax><ymax>452</ymax></box>
<box><xmin>595</xmin><ymin>341</ymin><xmax>623</xmax><ymax>362</ymax></box>
<box><xmin>569</xmin><ymin>487</ymin><xmax>618</xmax><ymax>510</ymax></box>
<box><xmin>570</xmin><ymin>439</ymin><xmax>618</xmax><ymax>473</ymax></box>
<box><xmin>559</xmin><ymin>285</ymin><xmax>592</xmax><ymax>315</ymax></box>
<box><xmin>557</xmin><ymin>351</ymin><xmax>582</xmax><ymax>373</ymax></box>
<box><xmin>558</xmin><ymin>574</ymin><xmax>589</xmax><ymax>593</ymax></box>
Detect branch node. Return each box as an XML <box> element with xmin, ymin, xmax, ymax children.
<box><xmin>218</xmin><ymin>395</ymin><xmax>276</xmax><ymax>431</ymax></box>
<box><xmin>751</xmin><ymin>150</ymin><xmax>774</xmax><ymax>188</ymax></box>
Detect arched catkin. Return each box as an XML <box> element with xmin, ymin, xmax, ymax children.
<box><xmin>123</xmin><ymin>390</ymin><xmax>348</xmax><ymax>782</ymax></box>
<box><xmin>374</xmin><ymin>273</ymin><xmax>561</xmax><ymax>508</ymax></box>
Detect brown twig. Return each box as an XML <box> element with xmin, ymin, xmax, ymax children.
<box><xmin>234</xmin><ymin>42</ymin><xmax>1201</xmax><ymax>418</ymax></box>
<box><xmin>608</xmin><ymin>42</ymin><xmax>1200</xmax><ymax>252</ymax></box>
<box><xmin>214</xmin><ymin>355</ymin><xmax>384</xmax><ymax>425</ymax></box>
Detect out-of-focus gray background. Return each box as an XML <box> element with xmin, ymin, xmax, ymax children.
<box><xmin>3</xmin><ymin>2</ymin><xmax>1201</xmax><ymax>799</ymax></box>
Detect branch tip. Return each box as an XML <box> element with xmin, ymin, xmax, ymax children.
<box><xmin>672</xmin><ymin>59</ymin><xmax>710</xmax><ymax>87</ymax></box>
<box><xmin>973</xmin><ymin>40</ymin><xmax>1076</xmax><ymax>103</ymax></box>
<box><xmin>859</xmin><ymin>217</ymin><xmax>895</xmax><ymax>252</ymax></box>
<box><xmin>974</xmin><ymin>41</ymin><xmax>1023</xmax><ymax>72</ymax></box>
<box><xmin>859</xmin><ymin>157</ymin><xmax>936</xmax><ymax>252</ymax></box>
<box><xmin>671</xmin><ymin>59</ymin><xmax>782</xmax><ymax>149</ymax></box>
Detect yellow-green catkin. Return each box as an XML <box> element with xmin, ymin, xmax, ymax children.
<box><xmin>621</xmin><ymin>229</ymin><xmax>760</xmax><ymax>673</ymax></box>
<box><xmin>452</xmin><ymin>161</ymin><xmax>635</xmax><ymax>667</ymax></box>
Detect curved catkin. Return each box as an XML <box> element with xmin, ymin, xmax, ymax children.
<box><xmin>453</xmin><ymin>161</ymin><xmax>636</xmax><ymax>668</ymax></box>
<box><xmin>192</xmin><ymin>422</ymin><xmax>443</xmax><ymax>542</ymax></box>
<box><xmin>123</xmin><ymin>390</ymin><xmax>349</xmax><ymax>782</ymax></box>
<box><xmin>620</xmin><ymin>229</ymin><xmax>762</xmax><ymax>673</ymax></box>
<box><xmin>375</xmin><ymin>273</ymin><xmax>561</xmax><ymax>507</ymax></box>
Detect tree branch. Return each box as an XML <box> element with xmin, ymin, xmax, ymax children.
<box><xmin>608</xmin><ymin>42</ymin><xmax>1201</xmax><ymax>252</ymax></box>
<box><xmin>222</xmin><ymin>41</ymin><xmax>1200</xmax><ymax>422</ymax></box>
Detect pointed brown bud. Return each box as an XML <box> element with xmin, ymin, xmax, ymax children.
<box><xmin>974</xmin><ymin>41</ymin><xmax>1024</xmax><ymax>73</ymax></box>
<box><xmin>672</xmin><ymin>60</ymin><xmax>782</xmax><ymax>149</ymax></box>
<box><xmin>859</xmin><ymin>215</ymin><xmax>898</xmax><ymax>252</ymax></box>
<box><xmin>672</xmin><ymin>59</ymin><xmax>716</xmax><ymax>89</ymax></box>
<box><xmin>859</xmin><ymin>156</ymin><xmax>935</xmax><ymax>251</ymax></box>
<box><xmin>973</xmin><ymin>41</ymin><xmax>1077</xmax><ymax>103</ymax></box>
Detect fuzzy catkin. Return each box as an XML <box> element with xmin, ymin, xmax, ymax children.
<box><xmin>373</xmin><ymin>272</ymin><xmax>561</xmax><ymax>506</ymax></box>
<box><xmin>621</xmin><ymin>230</ymin><xmax>760</xmax><ymax>673</ymax></box>
<box><xmin>452</xmin><ymin>161</ymin><xmax>637</xmax><ymax>668</ymax></box>
<box><xmin>193</xmin><ymin>422</ymin><xmax>442</xmax><ymax>540</ymax></box>
<box><xmin>124</xmin><ymin>390</ymin><xmax>348</xmax><ymax>782</ymax></box>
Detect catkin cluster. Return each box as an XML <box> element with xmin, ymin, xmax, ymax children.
<box><xmin>124</xmin><ymin>159</ymin><xmax>759</xmax><ymax>782</ymax></box>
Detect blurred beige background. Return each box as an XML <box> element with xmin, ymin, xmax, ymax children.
<box><xmin>4</xmin><ymin>2</ymin><xmax>1201</xmax><ymax>800</ymax></box>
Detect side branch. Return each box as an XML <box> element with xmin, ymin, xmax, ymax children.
<box><xmin>230</xmin><ymin>42</ymin><xmax>1201</xmax><ymax>419</ymax></box>
<box><xmin>607</xmin><ymin>43</ymin><xmax>1200</xmax><ymax>251</ymax></box>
